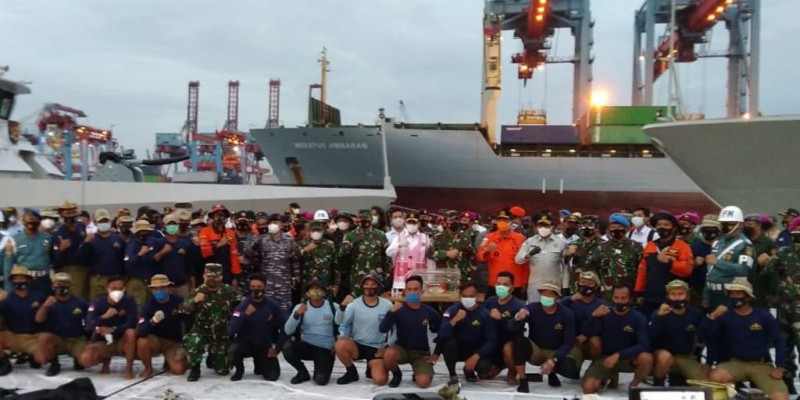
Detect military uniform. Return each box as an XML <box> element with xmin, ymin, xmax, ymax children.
<box><xmin>705</xmin><ymin>233</ymin><xmax>754</xmax><ymax>309</ymax></box>
<box><xmin>339</xmin><ymin>225</ymin><xmax>389</xmax><ymax>297</ymax></box>
<box><xmin>565</xmin><ymin>237</ymin><xmax>603</xmax><ymax>292</ymax></box>
<box><xmin>180</xmin><ymin>265</ymin><xmax>242</xmax><ymax>375</ymax></box>
<box><xmin>768</xmin><ymin>246</ymin><xmax>800</xmax><ymax>381</ymax></box>
<box><xmin>428</xmin><ymin>229</ymin><xmax>476</xmax><ymax>284</ymax></box>
<box><xmin>596</xmin><ymin>238</ymin><xmax>642</xmax><ymax>300</ymax></box>
<box><xmin>249</xmin><ymin>229</ymin><xmax>300</xmax><ymax>314</ymax></box>
<box><xmin>297</xmin><ymin>235</ymin><xmax>338</xmax><ymax>293</ymax></box>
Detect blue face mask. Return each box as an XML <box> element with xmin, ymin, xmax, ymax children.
<box><xmin>540</xmin><ymin>295</ymin><xmax>556</xmax><ymax>307</ymax></box>
<box><xmin>405</xmin><ymin>293</ymin><xmax>421</xmax><ymax>303</ymax></box>
<box><xmin>153</xmin><ymin>290</ymin><xmax>169</xmax><ymax>302</ymax></box>
<box><xmin>495</xmin><ymin>285</ymin><xmax>511</xmax><ymax>298</ymax></box>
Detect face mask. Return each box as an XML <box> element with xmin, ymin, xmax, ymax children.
<box><xmin>310</xmin><ymin>231</ymin><xmax>323</xmax><ymax>241</ymax></box>
<box><xmin>701</xmin><ymin>230</ymin><xmax>719</xmax><ymax>241</ymax></box>
<box><xmin>564</xmin><ymin>227</ymin><xmax>577</xmax><ymax>237</ymax></box>
<box><xmin>63</xmin><ymin>216</ymin><xmax>76</xmax><ymax>225</ymax></box>
<box><xmin>510</xmin><ymin>223</ymin><xmax>520</xmax><ymax>231</ymax></box>
<box><xmin>497</xmin><ymin>221</ymin><xmax>510</xmax><ymax>232</ymax></box>
<box><xmin>267</xmin><ymin>224</ymin><xmax>280</xmax><ymax>234</ymax></box>
<box><xmin>119</xmin><ymin>225</ymin><xmax>132</xmax><ymax>234</ymax></box>
<box><xmin>8</xmin><ymin>216</ymin><xmax>17</xmax><ymax>224</ymax></box>
<box><xmin>224</xmin><ymin>221</ymin><xmax>234</xmax><ymax>229</ymax></box>
<box><xmin>730</xmin><ymin>297</ymin><xmax>747</xmax><ymax>309</ymax></box>
<box><xmin>632</xmin><ymin>216</ymin><xmax>645</xmax><ymax>228</ymax></box>
<box><xmin>153</xmin><ymin>289</ymin><xmax>169</xmax><ymax>302</ymax></box>
<box><xmin>610</xmin><ymin>229</ymin><xmax>626</xmax><ymax>240</ymax></box>
<box><xmin>420</xmin><ymin>220</ymin><xmax>429</xmax><ymax>228</ymax></box>
<box><xmin>13</xmin><ymin>282</ymin><xmax>28</xmax><ymax>291</ymax></box>
<box><xmin>307</xmin><ymin>289</ymin><xmax>325</xmax><ymax>300</ymax></box>
<box><xmin>578</xmin><ymin>285</ymin><xmax>596</xmax><ymax>296</ymax></box>
<box><xmin>656</xmin><ymin>228</ymin><xmax>672</xmax><ymax>239</ymax></box>
<box><xmin>678</xmin><ymin>225</ymin><xmax>692</xmax><ymax>235</ymax></box>
<box><xmin>205</xmin><ymin>278</ymin><xmax>221</xmax><ymax>289</ymax></box>
<box><xmin>257</xmin><ymin>227</ymin><xmax>269</xmax><ymax>235</ymax></box>
<box><xmin>97</xmin><ymin>222</ymin><xmax>112</xmax><ymax>233</ymax></box>
<box><xmin>337</xmin><ymin>222</ymin><xmax>350</xmax><ymax>231</ymax></box>
<box><xmin>792</xmin><ymin>232</ymin><xmax>800</xmax><ymax>244</ymax></box>
<box><xmin>364</xmin><ymin>288</ymin><xmax>378</xmax><ymax>297</ymax></box>
<box><xmin>359</xmin><ymin>220</ymin><xmax>371</xmax><ymax>229</ymax></box>
<box><xmin>165</xmin><ymin>225</ymin><xmax>179</xmax><ymax>235</ymax></box>
<box><xmin>237</xmin><ymin>224</ymin><xmax>250</xmax><ymax>232</ymax></box>
<box><xmin>406</xmin><ymin>224</ymin><xmax>419</xmax><ymax>234</ymax></box>
<box><xmin>461</xmin><ymin>297</ymin><xmax>477</xmax><ymax>309</ymax></box>
<box><xmin>613</xmin><ymin>302</ymin><xmax>629</xmax><ymax>313</ymax></box>
<box><xmin>41</xmin><ymin>219</ymin><xmax>55</xmax><ymax>230</ymax></box>
<box><xmin>371</xmin><ymin>216</ymin><xmax>380</xmax><ymax>226</ymax></box>
<box><xmin>721</xmin><ymin>222</ymin><xmax>738</xmax><ymax>235</ymax></box>
<box><xmin>581</xmin><ymin>227</ymin><xmax>596</xmax><ymax>238</ymax></box>
<box><xmin>537</xmin><ymin>227</ymin><xmax>552</xmax><ymax>237</ymax></box>
<box><xmin>25</xmin><ymin>222</ymin><xmax>39</xmax><ymax>231</ymax></box>
<box><xmin>54</xmin><ymin>286</ymin><xmax>70</xmax><ymax>296</ymax></box>
<box><xmin>179</xmin><ymin>223</ymin><xmax>190</xmax><ymax>232</ymax></box>
<box><xmin>742</xmin><ymin>226</ymin><xmax>755</xmax><ymax>237</ymax></box>
<box><xmin>449</xmin><ymin>223</ymin><xmax>462</xmax><ymax>232</ymax></box>
<box><xmin>109</xmin><ymin>289</ymin><xmax>125</xmax><ymax>303</ymax></box>
<box><xmin>495</xmin><ymin>285</ymin><xmax>511</xmax><ymax>298</ymax></box>
<box><xmin>252</xmin><ymin>290</ymin><xmax>265</xmax><ymax>300</ymax></box>
<box><xmin>292</xmin><ymin>208</ymin><xmax>300</xmax><ymax>214</ymax></box>
<box><xmin>668</xmin><ymin>300</ymin><xmax>686</xmax><ymax>310</ymax></box>
<box><xmin>392</xmin><ymin>218</ymin><xmax>405</xmax><ymax>229</ymax></box>
<box><xmin>540</xmin><ymin>295</ymin><xmax>556</xmax><ymax>307</ymax></box>
<box><xmin>282</xmin><ymin>224</ymin><xmax>291</xmax><ymax>233</ymax></box>
<box><xmin>405</xmin><ymin>293</ymin><xmax>421</xmax><ymax>303</ymax></box>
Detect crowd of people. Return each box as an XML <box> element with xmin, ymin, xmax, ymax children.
<box><xmin>0</xmin><ymin>200</ymin><xmax>799</xmax><ymax>398</ymax></box>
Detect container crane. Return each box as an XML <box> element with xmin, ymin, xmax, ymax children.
<box><xmin>266</xmin><ymin>79</ymin><xmax>281</xmax><ymax>128</ymax></box>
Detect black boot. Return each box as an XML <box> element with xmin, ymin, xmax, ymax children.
<box><xmin>547</xmin><ymin>373</ymin><xmax>561</xmax><ymax>387</ymax></box>
<box><xmin>785</xmin><ymin>376</ymin><xmax>797</xmax><ymax>395</ymax></box>
<box><xmin>463</xmin><ymin>367</ymin><xmax>478</xmax><ymax>382</ymax></box>
<box><xmin>29</xmin><ymin>358</ymin><xmax>41</xmax><ymax>369</ymax></box>
<box><xmin>388</xmin><ymin>369</ymin><xmax>403</xmax><ymax>388</ymax></box>
<box><xmin>205</xmin><ymin>355</ymin><xmax>213</xmax><ymax>369</ymax></box>
<box><xmin>517</xmin><ymin>377</ymin><xmax>530</xmax><ymax>393</ymax></box>
<box><xmin>73</xmin><ymin>358</ymin><xmax>84</xmax><ymax>371</ymax></box>
<box><xmin>365</xmin><ymin>364</ymin><xmax>372</xmax><ymax>379</ymax></box>
<box><xmin>337</xmin><ymin>365</ymin><xmax>359</xmax><ymax>385</ymax></box>
<box><xmin>187</xmin><ymin>365</ymin><xmax>201</xmax><ymax>382</ymax></box>
<box><xmin>45</xmin><ymin>360</ymin><xmax>61</xmax><ymax>377</ymax></box>
<box><xmin>291</xmin><ymin>368</ymin><xmax>311</xmax><ymax>384</ymax></box>
<box><xmin>653</xmin><ymin>377</ymin><xmax>666</xmax><ymax>387</ymax></box>
<box><xmin>231</xmin><ymin>365</ymin><xmax>244</xmax><ymax>381</ymax></box>
<box><xmin>0</xmin><ymin>357</ymin><xmax>12</xmax><ymax>376</ymax></box>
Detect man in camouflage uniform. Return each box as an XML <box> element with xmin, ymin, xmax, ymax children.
<box><xmin>596</xmin><ymin>214</ymin><xmax>642</xmax><ymax>300</ymax></box>
<box><xmin>298</xmin><ymin>221</ymin><xmax>339</xmax><ymax>296</ymax></box>
<box><xmin>339</xmin><ymin>210</ymin><xmax>389</xmax><ymax>300</ymax></box>
<box><xmin>428</xmin><ymin>213</ymin><xmax>476</xmax><ymax>284</ymax></box>
<box><xmin>180</xmin><ymin>263</ymin><xmax>242</xmax><ymax>381</ymax></box>
<box><xmin>767</xmin><ymin>216</ymin><xmax>800</xmax><ymax>393</ymax></box>
<box><xmin>329</xmin><ymin>212</ymin><xmax>354</xmax><ymax>300</ymax></box>
<box><xmin>563</xmin><ymin>215</ymin><xmax>603</xmax><ymax>293</ymax></box>
<box><xmin>234</xmin><ymin>211</ymin><xmax>259</xmax><ymax>281</ymax></box>
<box><xmin>249</xmin><ymin>213</ymin><xmax>301</xmax><ymax>314</ymax></box>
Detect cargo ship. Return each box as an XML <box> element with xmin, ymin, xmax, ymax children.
<box><xmin>251</xmin><ymin>104</ymin><xmax>716</xmax><ymax>216</ymax></box>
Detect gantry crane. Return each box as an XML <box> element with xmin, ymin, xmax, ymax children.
<box><xmin>632</xmin><ymin>0</ymin><xmax>761</xmax><ymax>117</ymax></box>
<box><xmin>481</xmin><ymin>0</ymin><xmax>594</xmax><ymax>146</ymax></box>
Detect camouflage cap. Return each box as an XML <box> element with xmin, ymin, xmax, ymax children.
<box><xmin>304</xmin><ymin>278</ymin><xmax>326</xmax><ymax>292</ymax></box>
<box><xmin>358</xmin><ymin>209</ymin><xmax>371</xmax><ymax>218</ymax></box>
<box><xmin>309</xmin><ymin>220</ymin><xmax>325</xmax><ymax>230</ymax></box>
<box><xmin>131</xmin><ymin>219</ymin><xmax>154</xmax><ymax>234</ymax></box>
<box><xmin>360</xmin><ymin>273</ymin><xmax>384</xmax><ymax>288</ymax></box>
<box><xmin>204</xmin><ymin>263</ymin><xmax>223</xmax><ymax>276</ymax></box>
<box><xmin>665</xmin><ymin>279</ymin><xmax>689</xmax><ymax>291</ymax></box>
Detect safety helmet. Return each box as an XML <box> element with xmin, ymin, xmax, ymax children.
<box><xmin>313</xmin><ymin>209</ymin><xmax>329</xmax><ymax>221</ymax></box>
<box><xmin>718</xmin><ymin>206</ymin><xmax>744</xmax><ymax>223</ymax></box>
<box><xmin>209</xmin><ymin>204</ymin><xmax>230</xmax><ymax>217</ymax></box>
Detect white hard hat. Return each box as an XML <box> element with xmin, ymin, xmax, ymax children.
<box><xmin>313</xmin><ymin>209</ymin><xmax>330</xmax><ymax>221</ymax></box>
<box><xmin>0</xmin><ymin>210</ymin><xmax>4</xmax><ymax>223</ymax></box>
<box><xmin>718</xmin><ymin>206</ymin><xmax>744</xmax><ymax>223</ymax></box>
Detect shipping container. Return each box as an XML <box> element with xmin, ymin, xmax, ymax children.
<box><xmin>500</xmin><ymin>125</ymin><xmax>578</xmax><ymax>144</ymax></box>
<box><xmin>588</xmin><ymin>125</ymin><xmax>651</xmax><ymax>144</ymax></box>
<box><xmin>583</xmin><ymin>105</ymin><xmax>675</xmax><ymax>126</ymax></box>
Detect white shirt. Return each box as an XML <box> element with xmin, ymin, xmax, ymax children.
<box><xmin>627</xmin><ymin>225</ymin><xmax>659</xmax><ymax>248</ymax></box>
<box><xmin>385</xmin><ymin>228</ymin><xmax>405</xmax><ymax>246</ymax></box>
<box><xmin>386</xmin><ymin>231</ymin><xmax>425</xmax><ymax>259</ymax></box>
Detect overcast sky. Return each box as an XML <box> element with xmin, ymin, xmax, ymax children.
<box><xmin>3</xmin><ymin>0</ymin><xmax>797</xmax><ymax>157</ymax></box>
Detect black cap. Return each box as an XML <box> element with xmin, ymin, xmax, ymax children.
<box><xmin>651</xmin><ymin>212</ymin><xmax>678</xmax><ymax>227</ymax></box>
<box><xmin>267</xmin><ymin>213</ymin><xmax>282</xmax><ymax>222</ymax></box>
<box><xmin>235</xmin><ymin>211</ymin><xmax>250</xmax><ymax>222</ymax></box>
<box><xmin>304</xmin><ymin>278</ymin><xmax>325</xmax><ymax>292</ymax></box>
<box><xmin>360</xmin><ymin>273</ymin><xmax>383</xmax><ymax>288</ymax></box>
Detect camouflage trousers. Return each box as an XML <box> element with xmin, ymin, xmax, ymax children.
<box><xmin>183</xmin><ymin>330</ymin><xmax>229</xmax><ymax>373</ymax></box>
<box><xmin>778</xmin><ymin>303</ymin><xmax>800</xmax><ymax>378</ymax></box>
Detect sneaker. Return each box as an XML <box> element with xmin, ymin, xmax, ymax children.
<box><xmin>336</xmin><ymin>366</ymin><xmax>359</xmax><ymax>385</ymax></box>
<box><xmin>291</xmin><ymin>370</ymin><xmax>311</xmax><ymax>384</ymax></box>
<box><xmin>388</xmin><ymin>370</ymin><xmax>403</xmax><ymax>388</ymax></box>
<box><xmin>45</xmin><ymin>361</ymin><xmax>61</xmax><ymax>377</ymax></box>
<box><xmin>463</xmin><ymin>368</ymin><xmax>478</xmax><ymax>383</ymax></box>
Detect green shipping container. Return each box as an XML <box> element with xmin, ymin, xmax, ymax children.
<box><xmin>586</xmin><ymin>106</ymin><xmax>674</xmax><ymax>126</ymax></box>
<box><xmin>589</xmin><ymin>125</ymin><xmax>651</xmax><ymax>144</ymax></box>
<box><xmin>143</xmin><ymin>175</ymin><xmax>162</xmax><ymax>183</ymax></box>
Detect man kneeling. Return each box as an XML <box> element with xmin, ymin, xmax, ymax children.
<box><xmin>136</xmin><ymin>274</ymin><xmax>188</xmax><ymax>378</ymax></box>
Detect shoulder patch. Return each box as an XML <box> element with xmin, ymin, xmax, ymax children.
<box><xmin>471</xmin><ymin>319</ymin><xmax>481</xmax><ymax>326</ymax></box>
<box><xmin>750</xmin><ymin>323</ymin><xmax>763</xmax><ymax>331</ymax></box>
<box><xmin>31</xmin><ymin>301</ymin><xmax>40</xmax><ymax>308</ymax></box>
<box><xmin>119</xmin><ymin>310</ymin><xmax>127</xmax><ymax>316</ymax></box>
<box><xmin>554</xmin><ymin>323</ymin><xmax>564</xmax><ymax>330</ymax></box>
<box><xmin>623</xmin><ymin>325</ymin><xmax>634</xmax><ymax>333</ymax></box>
<box><xmin>73</xmin><ymin>308</ymin><xmax>83</xmax><ymax>315</ymax></box>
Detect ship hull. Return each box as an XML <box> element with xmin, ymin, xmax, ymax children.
<box><xmin>644</xmin><ymin>116</ymin><xmax>800</xmax><ymax>213</ymax></box>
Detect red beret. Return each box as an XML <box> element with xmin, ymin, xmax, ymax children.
<box><xmin>510</xmin><ymin>206</ymin><xmax>526</xmax><ymax>218</ymax></box>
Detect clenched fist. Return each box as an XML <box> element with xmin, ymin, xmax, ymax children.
<box><xmin>193</xmin><ymin>292</ymin><xmax>205</xmax><ymax>304</ymax></box>
<box><xmin>152</xmin><ymin>310</ymin><xmax>165</xmax><ymax>323</ymax></box>
<box><xmin>490</xmin><ymin>308</ymin><xmax>502</xmax><ymax>320</ymax></box>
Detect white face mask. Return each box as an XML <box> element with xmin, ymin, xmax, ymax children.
<box><xmin>109</xmin><ymin>289</ymin><xmax>124</xmax><ymax>303</ymax></box>
<box><xmin>267</xmin><ymin>223</ymin><xmax>280</xmax><ymax>234</ymax></box>
<box><xmin>337</xmin><ymin>221</ymin><xmax>350</xmax><ymax>231</ymax></box>
<box><xmin>406</xmin><ymin>224</ymin><xmax>419</xmax><ymax>234</ymax></box>
<box><xmin>371</xmin><ymin>216</ymin><xmax>380</xmax><ymax>226</ymax></box>
<box><xmin>392</xmin><ymin>218</ymin><xmax>405</xmax><ymax>229</ymax></box>
<box><xmin>224</xmin><ymin>220</ymin><xmax>234</xmax><ymax>229</ymax></box>
<box><xmin>537</xmin><ymin>227</ymin><xmax>552</xmax><ymax>237</ymax></box>
<box><xmin>511</xmin><ymin>223</ymin><xmax>520</xmax><ymax>231</ymax></box>
<box><xmin>97</xmin><ymin>222</ymin><xmax>112</xmax><ymax>232</ymax></box>
<box><xmin>41</xmin><ymin>219</ymin><xmax>55</xmax><ymax>230</ymax></box>
<box><xmin>310</xmin><ymin>231</ymin><xmax>323</xmax><ymax>241</ymax></box>
<box><xmin>292</xmin><ymin>208</ymin><xmax>300</xmax><ymax>214</ymax></box>
<box><xmin>632</xmin><ymin>216</ymin><xmax>645</xmax><ymax>228</ymax></box>
<box><xmin>461</xmin><ymin>297</ymin><xmax>477</xmax><ymax>309</ymax></box>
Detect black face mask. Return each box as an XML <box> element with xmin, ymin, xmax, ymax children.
<box><xmin>581</xmin><ymin>227</ymin><xmax>596</xmax><ymax>238</ymax></box>
<box><xmin>678</xmin><ymin>225</ymin><xmax>692</xmax><ymax>235</ymax></box>
<box><xmin>257</xmin><ymin>227</ymin><xmax>269</xmax><ymax>235</ymax></box>
<box><xmin>420</xmin><ymin>220</ymin><xmax>429</xmax><ymax>228</ymax></box>
<box><xmin>564</xmin><ymin>227</ymin><xmax>577</xmax><ymax>237</ymax></box>
<box><xmin>656</xmin><ymin>228</ymin><xmax>672</xmax><ymax>239</ymax></box>
<box><xmin>578</xmin><ymin>285</ymin><xmax>596</xmax><ymax>296</ymax></box>
<box><xmin>449</xmin><ymin>223</ymin><xmax>462</xmax><ymax>232</ymax></box>
<box><xmin>668</xmin><ymin>300</ymin><xmax>686</xmax><ymax>310</ymax></box>
<box><xmin>25</xmin><ymin>222</ymin><xmax>39</xmax><ymax>231</ymax></box>
<box><xmin>359</xmin><ymin>220</ymin><xmax>371</xmax><ymax>229</ymax></box>
<box><xmin>119</xmin><ymin>226</ymin><xmax>132</xmax><ymax>234</ymax></box>
<box><xmin>252</xmin><ymin>290</ymin><xmax>265</xmax><ymax>300</ymax></box>
<box><xmin>613</xmin><ymin>302</ymin><xmax>629</xmax><ymax>313</ymax></box>
<box><xmin>522</xmin><ymin>222</ymin><xmax>531</xmax><ymax>230</ymax></box>
<box><xmin>63</xmin><ymin>216</ymin><xmax>77</xmax><ymax>225</ymax></box>
<box><xmin>54</xmin><ymin>286</ymin><xmax>70</xmax><ymax>296</ymax></box>
<box><xmin>742</xmin><ymin>226</ymin><xmax>756</xmax><ymax>237</ymax></box>
<box><xmin>701</xmin><ymin>229</ymin><xmax>719</xmax><ymax>241</ymax></box>
<box><xmin>730</xmin><ymin>297</ymin><xmax>747</xmax><ymax>309</ymax></box>
<box><xmin>282</xmin><ymin>225</ymin><xmax>291</xmax><ymax>233</ymax></box>
<box><xmin>237</xmin><ymin>224</ymin><xmax>250</xmax><ymax>232</ymax></box>
<box><xmin>721</xmin><ymin>222</ymin><xmax>738</xmax><ymax>235</ymax></box>
<box><xmin>609</xmin><ymin>229</ymin><xmax>626</xmax><ymax>240</ymax></box>
<box><xmin>179</xmin><ymin>223</ymin><xmax>190</xmax><ymax>232</ymax></box>
<box><xmin>13</xmin><ymin>282</ymin><xmax>28</xmax><ymax>291</ymax></box>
